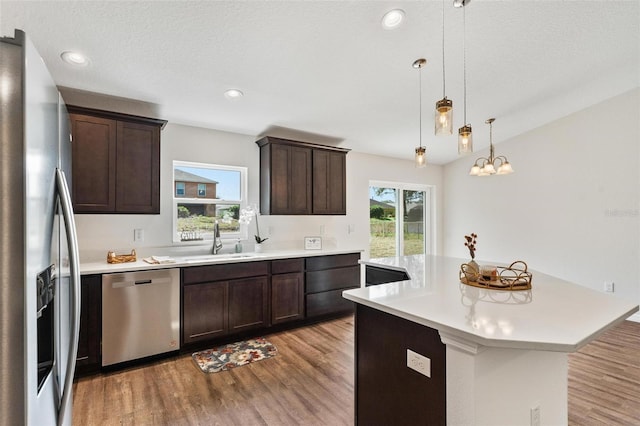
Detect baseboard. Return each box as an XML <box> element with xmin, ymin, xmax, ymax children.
<box><xmin>627</xmin><ymin>312</ymin><xmax>640</xmax><ymax>323</ymax></box>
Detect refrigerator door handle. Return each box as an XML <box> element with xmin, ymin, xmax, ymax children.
<box><xmin>55</xmin><ymin>168</ymin><xmax>81</xmax><ymax>426</ymax></box>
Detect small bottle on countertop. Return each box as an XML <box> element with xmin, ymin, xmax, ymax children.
<box><xmin>235</xmin><ymin>239</ymin><xmax>243</xmax><ymax>253</ymax></box>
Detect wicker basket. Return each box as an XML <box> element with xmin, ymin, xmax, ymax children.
<box><xmin>107</xmin><ymin>249</ymin><xmax>137</xmax><ymax>264</ymax></box>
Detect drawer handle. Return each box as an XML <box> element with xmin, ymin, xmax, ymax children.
<box><xmin>135</xmin><ymin>279</ymin><xmax>152</xmax><ymax>285</ymax></box>
<box><xmin>191</xmin><ymin>330</ymin><xmax>219</xmax><ymax>338</ymax></box>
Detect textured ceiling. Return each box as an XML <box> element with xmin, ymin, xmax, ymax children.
<box><xmin>1</xmin><ymin>1</ymin><xmax>638</xmax><ymax>164</ymax></box>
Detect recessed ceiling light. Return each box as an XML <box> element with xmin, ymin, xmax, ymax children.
<box><xmin>381</xmin><ymin>9</ymin><xmax>405</xmax><ymax>30</ymax></box>
<box><xmin>60</xmin><ymin>51</ymin><xmax>89</xmax><ymax>66</ymax></box>
<box><xmin>224</xmin><ymin>89</ymin><xmax>244</xmax><ymax>99</ymax></box>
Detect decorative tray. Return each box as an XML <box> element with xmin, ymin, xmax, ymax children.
<box><xmin>107</xmin><ymin>249</ymin><xmax>137</xmax><ymax>264</ymax></box>
<box><xmin>459</xmin><ymin>260</ymin><xmax>532</xmax><ymax>291</ymax></box>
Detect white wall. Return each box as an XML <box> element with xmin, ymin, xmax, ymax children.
<box><xmin>443</xmin><ymin>89</ymin><xmax>640</xmax><ymax>308</ymax></box>
<box><xmin>75</xmin><ymin>123</ymin><xmax>444</xmax><ymax>262</ymax></box>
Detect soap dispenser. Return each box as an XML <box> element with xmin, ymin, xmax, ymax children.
<box><xmin>235</xmin><ymin>239</ymin><xmax>243</xmax><ymax>253</ymax></box>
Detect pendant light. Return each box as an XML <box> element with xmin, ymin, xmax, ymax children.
<box><xmin>413</xmin><ymin>58</ymin><xmax>427</xmax><ymax>168</ymax></box>
<box><xmin>457</xmin><ymin>1</ymin><xmax>473</xmax><ymax>154</ymax></box>
<box><xmin>469</xmin><ymin>118</ymin><xmax>514</xmax><ymax>176</ymax></box>
<box><xmin>435</xmin><ymin>0</ymin><xmax>453</xmax><ymax>136</ymax></box>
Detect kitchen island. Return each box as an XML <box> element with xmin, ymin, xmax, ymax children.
<box><xmin>343</xmin><ymin>255</ymin><xmax>638</xmax><ymax>426</ymax></box>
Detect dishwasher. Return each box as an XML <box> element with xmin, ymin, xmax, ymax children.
<box><xmin>102</xmin><ymin>268</ymin><xmax>180</xmax><ymax>366</ymax></box>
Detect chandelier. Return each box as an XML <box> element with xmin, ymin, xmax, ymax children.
<box><xmin>469</xmin><ymin>118</ymin><xmax>514</xmax><ymax>176</ymax></box>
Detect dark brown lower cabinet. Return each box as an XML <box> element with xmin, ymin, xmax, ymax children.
<box><xmin>355</xmin><ymin>304</ymin><xmax>446</xmax><ymax>426</ymax></box>
<box><xmin>364</xmin><ymin>264</ymin><xmax>410</xmax><ymax>286</ymax></box>
<box><xmin>228</xmin><ymin>276</ymin><xmax>269</xmax><ymax>333</ymax></box>
<box><xmin>76</xmin><ymin>274</ymin><xmax>102</xmax><ymax>375</ymax></box>
<box><xmin>181</xmin><ymin>261</ymin><xmax>269</xmax><ymax>346</ymax></box>
<box><xmin>183</xmin><ymin>281</ymin><xmax>228</xmax><ymax>344</ymax></box>
<box><xmin>306</xmin><ymin>289</ymin><xmax>355</xmax><ymax>317</ymax></box>
<box><xmin>305</xmin><ymin>253</ymin><xmax>361</xmax><ymax>318</ymax></box>
<box><xmin>271</xmin><ymin>272</ymin><xmax>305</xmax><ymax>324</ymax></box>
<box><xmin>271</xmin><ymin>258</ymin><xmax>305</xmax><ymax>325</ymax></box>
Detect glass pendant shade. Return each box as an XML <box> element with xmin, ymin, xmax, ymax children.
<box><xmin>469</xmin><ymin>164</ymin><xmax>481</xmax><ymax>176</ymax></box>
<box><xmin>435</xmin><ymin>97</ymin><xmax>453</xmax><ymax>136</ymax></box>
<box><xmin>483</xmin><ymin>162</ymin><xmax>496</xmax><ymax>175</ymax></box>
<box><xmin>497</xmin><ymin>161</ymin><xmax>514</xmax><ymax>175</ymax></box>
<box><xmin>415</xmin><ymin>146</ymin><xmax>426</xmax><ymax>168</ymax></box>
<box><xmin>458</xmin><ymin>125</ymin><xmax>473</xmax><ymax>154</ymax></box>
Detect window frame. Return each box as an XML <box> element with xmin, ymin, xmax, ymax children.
<box><xmin>368</xmin><ymin>180</ymin><xmax>434</xmax><ymax>257</ymax></box>
<box><xmin>172</xmin><ymin>160</ymin><xmax>248</xmax><ymax>244</ymax></box>
<box><xmin>175</xmin><ymin>182</ymin><xmax>185</xmax><ymax>197</ymax></box>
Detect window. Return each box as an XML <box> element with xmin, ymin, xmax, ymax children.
<box><xmin>369</xmin><ymin>181</ymin><xmax>432</xmax><ymax>258</ymax></box>
<box><xmin>175</xmin><ymin>182</ymin><xmax>185</xmax><ymax>196</ymax></box>
<box><xmin>173</xmin><ymin>161</ymin><xmax>247</xmax><ymax>243</ymax></box>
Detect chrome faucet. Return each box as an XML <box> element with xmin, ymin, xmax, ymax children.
<box><xmin>212</xmin><ymin>221</ymin><xmax>223</xmax><ymax>254</ymax></box>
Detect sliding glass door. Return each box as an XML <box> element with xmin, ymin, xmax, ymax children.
<box><xmin>369</xmin><ymin>182</ymin><xmax>431</xmax><ymax>258</ymax></box>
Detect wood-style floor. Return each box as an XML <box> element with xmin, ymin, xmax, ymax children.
<box><xmin>568</xmin><ymin>319</ymin><xmax>640</xmax><ymax>425</ymax></box>
<box><xmin>73</xmin><ymin>317</ymin><xmax>640</xmax><ymax>425</ymax></box>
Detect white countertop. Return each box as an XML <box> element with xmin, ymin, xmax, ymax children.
<box><xmin>345</xmin><ymin>255</ymin><xmax>638</xmax><ymax>352</ymax></box>
<box><xmin>80</xmin><ymin>248</ymin><xmax>362</xmax><ymax>275</ymax></box>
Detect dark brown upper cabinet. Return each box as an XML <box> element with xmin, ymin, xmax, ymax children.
<box><xmin>256</xmin><ymin>136</ymin><xmax>349</xmax><ymax>215</ymax></box>
<box><xmin>312</xmin><ymin>149</ymin><xmax>346</xmax><ymax>215</ymax></box>
<box><xmin>68</xmin><ymin>105</ymin><xmax>167</xmax><ymax>214</ymax></box>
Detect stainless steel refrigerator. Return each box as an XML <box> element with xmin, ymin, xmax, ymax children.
<box><xmin>0</xmin><ymin>30</ymin><xmax>81</xmax><ymax>426</ymax></box>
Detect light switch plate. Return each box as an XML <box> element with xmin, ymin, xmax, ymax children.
<box><xmin>134</xmin><ymin>228</ymin><xmax>144</xmax><ymax>242</ymax></box>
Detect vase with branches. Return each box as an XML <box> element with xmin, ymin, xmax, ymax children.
<box><xmin>464</xmin><ymin>233</ymin><xmax>479</xmax><ymax>280</ymax></box>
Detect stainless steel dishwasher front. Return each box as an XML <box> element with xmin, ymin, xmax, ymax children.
<box><xmin>102</xmin><ymin>268</ymin><xmax>180</xmax><ymax>366</ymax></box>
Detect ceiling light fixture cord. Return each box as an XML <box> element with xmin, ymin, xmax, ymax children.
<box><xmin>462</xmin><ymin>5</ymin><xmax>467</xmax><ymax>125</ymax></box>
<box><xmin>489</xmin><ymin>119</ymin><xmax>494</xmax><ymax>159</ymax></box>
<box><xmin>419</xmin><ymin>61</ymin><xmax>423</xmax><ymax>149</ymax></box>
<box><xmin>435</xmin><ymin>0</ymin><xmax>453</xmax><ymax>137</ymax></box>
<box><xmin>442</xmin><ymin>0</ymin><xmax>446</xmax><ymax>97</ymax></box>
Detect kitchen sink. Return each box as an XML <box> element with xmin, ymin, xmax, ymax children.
<box><xmin>181</xmin><ymin>253</ymin><xmax>262</xmax><ymax>263</ymax></box>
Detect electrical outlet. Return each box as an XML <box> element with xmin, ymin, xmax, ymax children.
<box><xmin>604</xmin><ymin>281</ymin><xmax>615</xmax><ymax>293</ymax></box>
<box><xmin>134</xmin><ymin>228</ymin><xmax>144</xmax><ymax>242</ymax></box>
<box><xmin>407</xmin><ymin>349</ymin><xmax>431</xmax><ymax>377</ymax></box>
<box><xmin>530</xmin><ymin>405</ymin><xmax>540</xmax><ymax>426</ymax></box>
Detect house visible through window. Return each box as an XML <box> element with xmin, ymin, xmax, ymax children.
<box><xmin>369</xmin><ymin>181</ymin><xmax>432</xmax><ymax>258</ymax></box>
<box><xmin>173</xmin><ymin>161</ymin><xmax>247</xmax><ymax>243</ymax></box>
